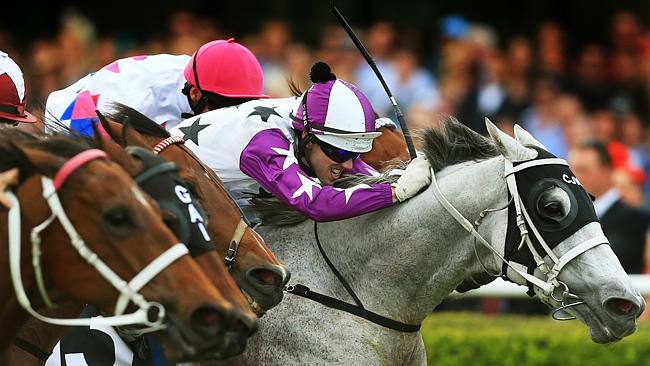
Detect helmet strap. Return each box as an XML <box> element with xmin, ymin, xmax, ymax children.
<box><xmin>295</xmin><ymin>132</ymin><xmax>317</xmax><ymax>178</ymax></box>
<box><xmin>181</xmin><ymin>82</ymin><xmax>209</xmax><ymax>118</ymax></box>
<box><xmin>181</xmin><ymin>48</ymin><xmax>210</xmax><ymax>118</ymax></box>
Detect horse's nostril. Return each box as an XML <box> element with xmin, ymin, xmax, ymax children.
<box><xmin>605</xmin><ymin>298</ymin><xmax>638</xmax><ymax>316</ymax></box>
<box><xmin>191</xmin><ymin>305</ymin><xmax>224</xmax><ymax>330</ymax></box>
<box><xmin>250</xmin><ymin>268</ymin><xmax>281</xmax><ymax>287</ymax></box>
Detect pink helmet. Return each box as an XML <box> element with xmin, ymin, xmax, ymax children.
<box><xmin>184</xmin><ymin>38</ymin><xmax>268</xmax><ymax>98</ymax></box>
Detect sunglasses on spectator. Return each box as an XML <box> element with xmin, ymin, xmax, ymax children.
<box><xmin>314</xmin><ymin>138</ymin><xmax>360</xmax><ymax>163</ymax></box>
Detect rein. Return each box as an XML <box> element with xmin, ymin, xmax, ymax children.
<box><xmin>285</xmin><ymin>221</ymin><xmax>421</xmax><ymax>333</ymax></box>
<box><xmin>7</xmin><ymin>149</ymin><xmax>189</xmax><ymax>329</ymax></box>
<box><xmin>152</xmin><ymin>136</ymin><xmax>249</xmax><ymax>268</ymax></box>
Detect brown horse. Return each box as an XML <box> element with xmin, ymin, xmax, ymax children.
<box><xmin>102</xmin><ymin>104</ymin><xmax>289</xmax><ymax>314</ymax></box>
<box><xmin>4</xmin><ymin>129</ymin><xmax>260</xmax><ymax>364</ymax></box>
<box><xmin>0</xmin><ymin>130</ymin><xmax>233</xmax><ymax>361</ymax></box>
<box><xmin>361</xmin><ymin>125</ymin><xmax>411</xmax><ymax>171</ymax></box>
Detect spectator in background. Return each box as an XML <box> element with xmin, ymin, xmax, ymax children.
<box><xmin>316</xmin><ymin>25</ymin><xmax>359</xmax><ymax>83</ymax></box>
<box><xmin>608</xmin><ymin>141</ymin><xmax>647</xmax><ymax>207</ymax></box>
<box><xmin>391</xmin><ymin>46</ymin><xmax>440</xmax><ymax>121</ymax></box>
<box><xmin>520</xmin><ymin>76</ymin><xmax>567</xmax><ymax>158</ymax></box>
<box><xmin>355</xmin><ymin>21</ymin><xmax>398</xmax><ymax>118</ymax></box>
<box><xmin>535</xmin><ymin>22</ymin><xmax>568</xmax><ymax>85</ymax></box>
<box><xmin>553</xmin><ymin>93</ymin><xmax>592</xmax><ymax>147</ymax></box>
<box><xmin>284</xmin><ymin>43</ymin><xmax>314</xmax><ymax>95</ymax></box>
<box><xmin>257</xmin><ymin>20</ymin><xmax>293</xmax><ymax>97</ymax></box>
<box><xmin>568</xmin><ymin>44</ymin><xmax>610</xmax><ymax>112</ymax></box>
<box><xmin>569</xmin><ymin>139</ymin><xmax>650</xmax><ymax>273</ymax></box>
<box><xmin>590</xmin><ymin>108</ymin><xmax>618</xmax><ymax>143</ymax></box>
<box><xmin>497</xmin><ymin>37</ymin><xmax>533</xmax><ymax>124</ymax></box>
<box><xmin>456</xmin><ymin>24</ymin><xmax>507</xmax><ymax>135</ymax></box>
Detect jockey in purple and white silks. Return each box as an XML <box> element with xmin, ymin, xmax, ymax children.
<box><xmin>45</xmin><ymin>38</ymin><xmax>268</xmax><ymax>134</ymax></box>
<box><xmin>169</xmin><ymin>61</ymin><xmax>432</xmax><ymax>222</ymax></box>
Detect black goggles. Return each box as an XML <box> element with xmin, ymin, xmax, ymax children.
<box><xmin>314</xmin><ymin>137</ymin><xmax>360</xmax><ymax>163</ymax></box>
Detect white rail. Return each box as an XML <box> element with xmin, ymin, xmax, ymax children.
<box><xmin>449</xmin><ymin>275</ymin><xmax>650</xmax><ymax>298</ymax></box>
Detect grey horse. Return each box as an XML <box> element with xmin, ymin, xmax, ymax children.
<box><xmin>216</xmin><ymin>118</ymin><xmax>644</xmax><ymax>366</ymax></box>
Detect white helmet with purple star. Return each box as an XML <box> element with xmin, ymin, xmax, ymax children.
<box><xmin>292</xmin><ymin>62</ymin><xmax>381</xmax><ymax>153</ymax></box>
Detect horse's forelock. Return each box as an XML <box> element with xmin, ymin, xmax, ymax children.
<box><xmin>0</xmin><ymin>129</ymin><xmax>92</xmax><ymax>180</ymax></box>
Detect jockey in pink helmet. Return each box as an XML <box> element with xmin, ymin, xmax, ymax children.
<box><xmin>46</xmin><ymin>38</ymin><xmax>266</xmax><ymax>134</ymax></box>
<box><xmin>182</xmin><ymin>38</ymin><xmax>268</xmax><ymax>115</ymax></box>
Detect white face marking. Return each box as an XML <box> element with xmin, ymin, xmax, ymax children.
<box><xmin>130</xmin><ymin>185</ymin><xmax>152</xmax><ymax>209</ymax></box>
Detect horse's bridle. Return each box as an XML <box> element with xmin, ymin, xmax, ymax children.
<box><xmin>152</xmin><ymin>136</ymin><xmax>249</xmax><ymax>269</ymax></box>
<box><xmin>7</xmin><ymin>149</ymin><xmax>190</xmax><ymax>330</ymax></box>
<box><xmin>431</xmin><ymin>153</ymin><xmax>610</xmax><ymax>320</ymax></box>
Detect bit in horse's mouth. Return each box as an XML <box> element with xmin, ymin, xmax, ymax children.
<box><xmin>242</xmin><ymin>289</ymin><xmax>266</xmax><ymax>317</ymax></box>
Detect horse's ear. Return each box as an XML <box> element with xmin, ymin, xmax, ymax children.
<box><xmin>90</xmin><ymin>121</ymin><xmax>105</xmax><ymax>151</ymax></box>
<box><xmin>99</xmin><ymin>139</ymin><xmax>143</xmax><ymax>177</ymax></box>
<box><xmin>513</xmin><ymin>124</ymin><xmax>548</xmax><ymax>151</ymax></box>
<box><xmin>11</xmin><ymin>142</ymin><xmax>64</xmax><ymax>177</ymax></box>
<box><xmin>120</xmin><ymin>117</ymin><xmax>151</xmax><ymax>149</ymax></box>
<box><xmin>485</xmin><ymin>118</ymin><xmax>537</xmax><ymax>162</ymax></box>
<box><xmin>96</xmin><ymin>110</ymin><xmax>121</xmax><ymax>144</ymax></box>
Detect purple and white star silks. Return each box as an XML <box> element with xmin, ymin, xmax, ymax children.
<box><xmin>240</xmin><ymin>125</ymin><xmax>394</xmax><ymax>222</ymax></box>
<box><xmin>334</xmin><ymin>184</ymin><xmax>372</xmax><ymax>204</ymax></box>
<box><xmin>291</xmin><ymin>172</ymin><xmax>322</xmax><ymax>201</ymax></box>
<box><xmin>169</xmin><ymin>97</ymin><xmax>395</xmax><ymax>222</ymax></box>
<box><xmin>271</xmin><ymin>143</ymin><xmax>299</xmax><ymax>170</ymax></box>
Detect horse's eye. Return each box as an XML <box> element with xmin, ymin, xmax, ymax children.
<box><xmin>543</xmin><ymin>201</ymin><xmax>564</xmax><ymax>218</ymax></box>
<box><xmin>536</xmin><ymin>187</ymin><xmax>570</xmax><ymax>223</ymax></box>
<box><xmin>103</xmin><ymin>207</ymin><xmax>135</xmax><ymax>230</ymax></box>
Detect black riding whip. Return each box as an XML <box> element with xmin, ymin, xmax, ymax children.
<box><xmin>330</xmin><ymin>2</ymin><xmax>417</xmax><ymax>159</ymax></box>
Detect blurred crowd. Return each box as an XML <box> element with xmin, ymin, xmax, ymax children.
<box><xmin>3</xmin><ymin>8</ymin><xmax>650</xmax><ymax>285</ymax></box>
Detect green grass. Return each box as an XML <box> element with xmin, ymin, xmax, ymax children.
<box><xmin>422</xmin><ymin>313</ymin><xmax>650</xmax><ymax>366</ymax></box>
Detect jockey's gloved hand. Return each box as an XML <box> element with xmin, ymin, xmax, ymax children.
<box><xmin>392</xmin><ymin>156</ymin><xmax>431</xmax><ymax>202</ymax></box>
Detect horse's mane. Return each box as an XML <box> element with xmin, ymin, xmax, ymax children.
<box><xmin>420</xmin><ymin>116</ymin><xmax>499</xmax><ymax>172</ymax></box>
<box><xmin>105</xmin><ymin>102</ymin><xmax>171</xmax><ymax>138</ymax></box>
<box><xmin>0</xmin><ymin>128</ymin><xmax>94</xmax><ymax>180</ymax></box>
<box><xmin>251</xmin><ymin>116</ymin><xmax>499</xmax><ymax>227</ymax></box>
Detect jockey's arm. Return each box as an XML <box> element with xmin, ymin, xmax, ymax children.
<box><xmin>240</xmin><ymin>129</ymin><xmax>395</xmax><ymax>222</ymax></box>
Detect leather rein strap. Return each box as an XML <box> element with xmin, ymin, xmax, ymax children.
<box><xmin>286</xmin><ymin>222</ymin><xmax>421</xmax><ymax>333</ymax></box>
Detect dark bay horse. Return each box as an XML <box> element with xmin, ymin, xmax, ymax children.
<box><xmin>361</xmin><ymin>124</ymin><xmax>410</xmax><ymax>171</ymax></box>
<box><xmin>0</xmin><ymin>130</ymin><xmax>231</xmax><ymax>361</ymax></box>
